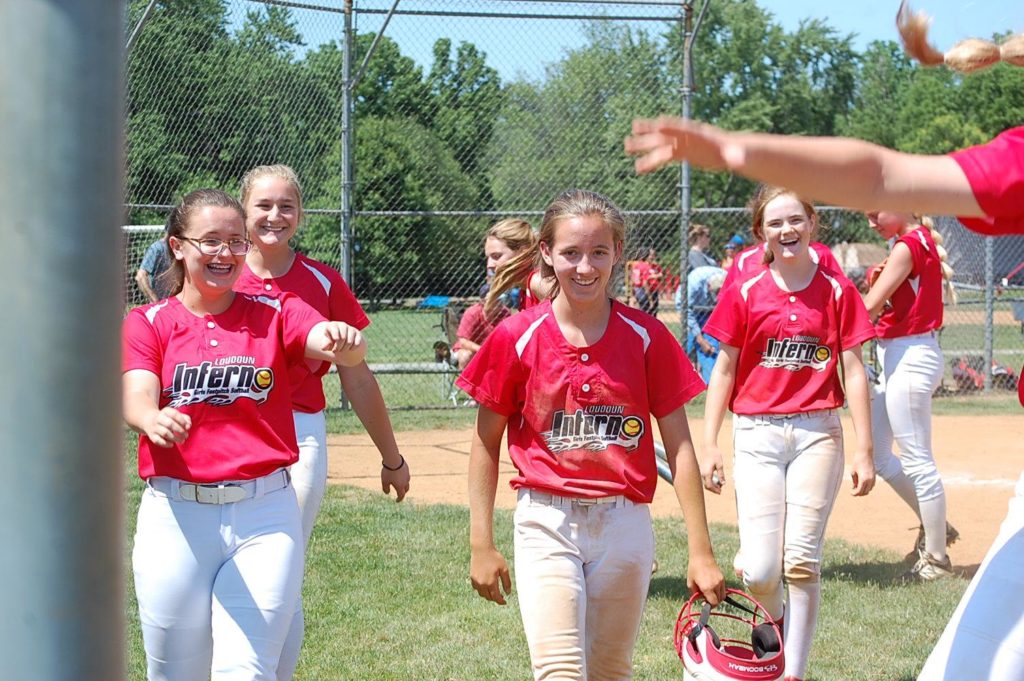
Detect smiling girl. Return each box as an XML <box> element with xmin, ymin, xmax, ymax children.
<box><xmin>457</xmin><ymin>189</ymin><xmax>724</xmax><ymax>679</ymax></box>
<box><xmin>700</xmin><ymin>185</ymin><xmax>876</xmax><ymax>681</ymax></box>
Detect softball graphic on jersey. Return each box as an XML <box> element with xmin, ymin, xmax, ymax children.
<box><xmin>760</xmin><ymin>335</ymin><xmax>831</xmax><ymax>372</ymax></box>
<box><xmin>542</xmin><ymin>406</ymin><xmax>645</xmax><ymax>453</ymax></box>
<box><xmin>164</xmin><ymin>359</ymin><xmax>276</xmax><ymax>407</ymax></box>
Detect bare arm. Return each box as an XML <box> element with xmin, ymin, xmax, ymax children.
<box><xmin>135</xmin><ymin>268</ymin><xmax>159</xmax><ymax>303</ymax></box>
<box><xmin>468</xmin><ymin>406</ymin><xmax>512</xmax><ymax>605</ymax></box>
<box><xmin>625</xmin><ymin>118</ymin><xmax>984</xmax><ymax>216</ymax></box>
<box><xmin>658</xmin><ymin>406</ymin><xmax>725</xmax><ymax>606</ymax></box>
<box><xmin>841</xmin><ymin>346</ymin><xmax>875</xmax><ymax>497</ymax></box>
<box><xmin>339</xmin><ymin>361</ymin><xmax>409</xmax><ymax>502</ymax></box>
<box><xmin>701</xmin><ymin>343</ymin><xmax>739</xmax><ymax>494</ymax></box>
<box><xmin>305</xmin><ymin>321</ymin><xmax>367</xmax><ymax>367</ymax></box>
<box><xmin>123</xmin><ymin>369</ymin><xmax>191</xmax><ymax>447</ymax></box>
<box><xmin>528</xmin><ymin>270</ymin><xmax>556</xmax><ymax>301</ymax></box>
<box><xmin>458</xmin><ymin>338</ymin><xmax>481</xmax><ymax>354</ymax></box>
<box><xmin>863</xmin><ymin>243</ymin><xmax>914</xmax><ymax>322</ymax></box>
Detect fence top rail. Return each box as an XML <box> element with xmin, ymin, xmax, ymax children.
<box><xmin>256</xmin><ymin>0</ymin><xmax>685</xmax><ymax>19</ymax></box>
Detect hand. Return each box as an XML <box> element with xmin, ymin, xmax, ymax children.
<box><xmin>144</xmin><ymin>407</ymin><xmax>192</xmax><ymax>447</ymax></box>
<box><xmin>322</xmin><ymin>322</ymin><xmax>364</xmax><ymax>364</ymax></box>
<box><xmin>850</xmin><ymin>452</ymin><xmax>876</xmax><ymax>497</ymax></box>
<box><xmin>687</xmin><ymin>553</ymin><xmax>725</xmax><ymax>607</ymax></box>
<box><xmin>470</xmin><ymin>546</ymin><xmax>512</xmax><ymax>605</ymax></box>
<box><xmin>381</xmin><ymin>457</ymin><xmax>410</xmax><ymax>502</ymax></box>
<box><xmin>700</xmin><ymin>446</ymin><xmax>726</xmax><ymax>495</ymax></box>
<box><xmin>625</xmin><ymin>117</ymin><xmax>737</xmax><ymax>175</ymax></box>
<box><xmin>697</xmin><ymin>336</ymin><xmax>714</xmax><ymax>355</ymax></box>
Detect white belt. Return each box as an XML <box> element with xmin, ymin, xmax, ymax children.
<box><xmin>520</xmin><ymin>488</ymin><xmax>633</xmax><ymax>508</ymax></box>
<box><xmin>741</xmin><ymin>408</ymin><xmax>837</xmax><ymax>423</ymax></box>
<box><xmin>148</xmin><ymin>468</ymin><xmax>291</xmax><ymax>505</ymax></box>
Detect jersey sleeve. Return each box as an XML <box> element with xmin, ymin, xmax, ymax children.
<box><xmin>950</xmin><ymin>127</ymin><xmax>1024</xmax><ymax>235</ymax></box>
<box><xmin>646</xmin><ymin>321</ymin><xmax>705</xmax><ymax>418</ymax></box>
<box><xmin>326</xmin><ymin>268</ymin><xmax>371</xmax><ymax>330</ymax></box>
<box><xmin>702</xmin><ymin>279</ymin><xmax>748</xmax><ymax>347</ymax></box>
<box><xmin>122</xmin><ymin>307</ymin><xmax>162</xmax><ymax>375</ymax></box>
<box><xmin>280</xmin><ymin>292</ymin><xmax>329</xmax><ymax>366</ymax></box>
<box><xmin>457</xmin><ymin>304</ymin><xmax>483</xmax><ymax>340</ymax></box>
<box><xmin>836</xmin><ymin>279</ymin><xmax>876</xmax><ymax>351</ymax></box>
<box><xmin>139</xmin><ymin>241</ymin><xmax>161</xmax><ymax>273</ymax></box>
<box><xmin>455</xmin><ymin>323</ymin><xmax>522</xmax><ymax>417</ymax></box>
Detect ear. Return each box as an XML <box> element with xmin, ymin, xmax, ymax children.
<box><xmin>169</xmin><ymin>236</ymin><xmax>186</xmax><ymax>261</ymax></box>
<box><xmin>539</xmin><ymin>240</ymin><xmax>553</xmax><ymax>268</ymax></box>
<box><xmin>614</xmin><ymin>240</ymin><xmax>624</xmax><ymax>265</ymax></box>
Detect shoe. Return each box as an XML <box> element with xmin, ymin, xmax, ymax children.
<box><xmin>902</xmin><ymin>550</ymin><xmax>955</xmax><ymax>582</ymax></box>
<box><xmin>732</xmin><ymin>551</ymin><xmax>743</xmax><ymax>580</ymax></box>
<box><xmin>651</xmin><ymin>559</ymin><xmax>659</xmax><ymax>575</ymax></box>
<box><xmin>908</xmin><ymin>522</ymin><xmax>960</xmax><ymax>561</ymax></box>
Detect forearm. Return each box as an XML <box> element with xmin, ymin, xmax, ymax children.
<box><xmin>123</xmin><ymin>389</ymin><xmax>159</xmax><ymax>434</ymax></box>
<box><xmin>702</xmin><ymin>357</ymin><xmax>734</xmax><ymax>451</ymax></box>
<box><xmin>468</xmin><ymin>440</ymin><xmax>501</xmax><ymax>551</ymax></box>
<box><xmin>670</xmin><ymin>445</ymin><xmax>716</xmax><ymax>556</ymax></box>
<box><xmin>842</xmin><ymin>351</ymin><xmax>874</xmax><ymax>457</ymax></box>
<box><xmin>339</xmin><ymin>362</ymin><xmax>401</xmax><ymax>465</ymax></box>
<box><xmin>459</xmin><ymin>338</ymin><xmax>481</xmax><ymax>354</ymax></box>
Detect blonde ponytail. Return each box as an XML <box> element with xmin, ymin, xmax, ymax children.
<box><xmin>482</xmin><ymin>219</ymin><xmax>539</xmax><ymax>315</ymax></box>
<box><xmin>897</xmin><ymin>1</ymin><xmax>1023</xmax><ymax>73</ymax></box>
<box><xmin>920</xmin><ymin>216</ymin><xmax>958</xmax><ymax>305</ymax></box>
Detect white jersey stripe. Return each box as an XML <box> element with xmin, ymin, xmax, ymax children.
<box><xmin>144</xmin><ymin>299</ymin><xmax>171</xmax><ymax>324</ymax></box>
<box><xmin>617</xmin><ymin>312</ymin><xmax>651</xmax><ymax>353</ymax></box>
<box><xmin>515</xmin><ymin>314</ymin><xmax>549</xmax><ymax>358</ymax></box>
<box><xmin>251</xmin><ymin>294</ymin><xmax>283</xmax><ymax>312</ymax></box>
<box><xmin>821</xmin><ymin>271</ymin><xmax>843</xmax><ymax>301</ymax></box>
<box><xmin>740</xmin><ymin>271</ymin><xmax>767</xmax><ymax>301</ymax></box>
<box><xmin>300</xmin><ymin>260</ymin><xmax>332</xmax><ymax>296</ymax></box>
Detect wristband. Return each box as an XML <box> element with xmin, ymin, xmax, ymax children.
<box><xmin>382</xmin><ymin>454</ymin><xmax>406</xmax><ymax>471</ymax></box>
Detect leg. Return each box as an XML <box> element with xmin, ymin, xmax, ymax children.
<box><xmin>732</xmin><ymin>416</ymin><xmax>788</xmax><ymax>620</ymax></box>
<box><xmin>883</xmin><ymin>338</ymin><xmax>948</xmax><ymax>560</ymax></box>
<box><xmin>872</xmin><ymin>344</ymin><xmax>922</xmax><ymax>515</ymax></box>
<box><xmin>584</xmin><ymin>503</ymin><xmax>655</xmax><ymax>681</ymax></box>
<box><xmin>918</xmin><ymin>473</ymin><xmax>1024</xmax><ymax>680</ymax></box>
<box><xmin>277</xmin><ymin>411</ymin><xmax>328</xmax><ymax>681</ymax></box>
<box><xmin>211</xmin><ymin>485</ymin><xmax>304</xmax><ymax>681</ymax></box>
<box><xmin>781</xmin><ymin>413</ymin><xmax>845</xmax><ymax>681</ymax></box>
<box><xmin>514</xmin><ymin>495</ymin><xmax>588</xmax><ymax>680</ymax></box>
<box><xmin>132</xmin><ymin>487</ymin><xmax>221</xmax><ymax>681</ymax></box>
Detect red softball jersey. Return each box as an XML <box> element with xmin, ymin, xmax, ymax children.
<box><xmin>722</xmin><ymin>241</ymin><xmax>840</xmax><ymax>291</ymax></box>
<box><xmin>453</xmin><ymin>302</ymin><xmax>511</xmax><ymax>351</ymax></box>
<box><xmin>704</xmin><ymin>267</ymin><xmax>875</xmax><ymax>415</ymax></box>
<box><xmin>874</xmin><ymin>227</ymin><xmax>944</xmax><ymax>339</ymax></box>
<box><xmin>235</xmin><ymin>253</ymin><xmax>370</xmax><ymax>413</ymax></box>
<box><xmin>951</xmin><ymin>126</ymin><xmax>1024</xmax><ymax>235</ymax></box>
<box><xmin>520</xmin><ymin>269</ymin><xmax>542</xmax><ymax>310</ymax></box>
<box><xmin>122</xmin><ymin>293</ymin><xmax>324</xmax><ymax>482</ymax></box>
<box><xmin>456</xmin><ymin>299</ymin><xmax>705</xmax><ymax>503</ymax></box>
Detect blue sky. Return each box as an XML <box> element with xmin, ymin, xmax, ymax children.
<box><xmin>342</xmin><ymin>0</ymin><xmax>1024</xmax><ymax>82</ymax></box>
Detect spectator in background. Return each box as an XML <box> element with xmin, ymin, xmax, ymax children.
<box><xmin>135</xmin><ymin>237</ymin><xmax>172</xmax><ymax>303</ymax></box>
<box><xmin>688</xmin><ymin>224</ymin><xmax>717</xmax><ymax>270</ymax></box>
<box><xmin>630</xmin><ymin>247</ymin><xmax>664</xmax><ymax>316</ymax></box>
<box><xmin>720</xmin><ymin>234</ymin><xmax>744</xmax><ymax>270</ymax></box>
<box><xmin>677</xmin><ymin>265</ymin><xmax>726</xmax><ymax>383</ymax></box>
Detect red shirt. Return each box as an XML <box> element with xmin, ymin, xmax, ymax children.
<box><xmin>454</xmin><ymin>302</ymin><xmax>511</xmax><ymax>351</ymax></box>
<box><xmin>723</xmin><ymin>241</ymin><xmax>841</xmax><ymax>291</ymax></box>
<box><xmin>122</xmin><ymin>293</ymin><xmax>324</xmax><ymax>482</ymax></box>
<box><xmin>951</xmin><ymin>127</ymin><xmax>1024</xmax><ymax>235</ymax></box>
<box><xmin>874</xmin><ymin>227</ymin><xmax>944</xmax><ymax>339</ymax></box>
<box><xmin>630</xmin><ymin>260</ymin><xmax>663</xmax><ymax>291</ymax></box>
<box><xmin>235</xmin><ymin>253</ymin><xmax>370</xmax><ymax>413</ymax></box>
<box><xmin>455</xmin><ymin>299</ymin><xmax>704</xmax><ymax>503</ymax></box>
<box><xmin>521</xmin><ymin>269</ymin><xmax>542</xmax><ymax>310</ymax></box>
<box><xmin>704</xmin><ymin>267</ymin><xmax>875</xmax><ymax>415</ymax></box>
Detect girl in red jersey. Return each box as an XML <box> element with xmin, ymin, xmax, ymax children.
<box><xmin>864</xmin><ymin>211</ymin><xmax>959</xmax><ymax>581</ymax></box>
<box><xmin>454</xmin><ymin>218</ymin><xmax>534</xmax><ymax>369</ymax></box>
<box><xmin>458</xmin><ymin>189</ymin><xmax>725</xmax><ymax>679</ymax></box>
<box><xmin>485</xmin><ymin>219</ymin><xmax>555</xmax><ymax>313</ymax></box>
<box><xmin>233</xmin><ymin>164</ymin><xmax>410</xmax><ymax>679</ymax></box>
<box><xmin>625</xmin><ymin>6</ymin><xmax>1024</xmax><ymax>678</ymax></box>
<box><xmin>122</xmin><ymin>189</ymin><xmax>366</xmax><ymax>680</ymax></box>
<box><xmin>700</xmin><ymin>185</ymin><xmax>876</xmax><ymax>681</ymax></box>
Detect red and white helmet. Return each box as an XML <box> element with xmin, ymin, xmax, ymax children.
<box><xmin>675</xmin><ymin>588</ymin><xmax>785</xmax><ymax>681</ymax></box>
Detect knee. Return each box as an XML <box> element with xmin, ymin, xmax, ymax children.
<box><xmin>742</xmin><ymin>559</ymin><xmax>783</xmax><ymax>595</ymax></box>
<box><xmin>783</xmin><ymin>557</ymin><xmax>821</xmax><ymax>585</ymax></box>
<box><xmin>874</xmin><ymin>452</ymin><xmax>904</xmax><ymax>482</ymax></box>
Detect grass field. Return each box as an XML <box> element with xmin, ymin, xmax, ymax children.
<box><xmin>123</xmin><ymin>432</ymin><xmax>972</xmax><ymax>680</ymax></box>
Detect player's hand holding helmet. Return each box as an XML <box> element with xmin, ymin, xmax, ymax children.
<box><xmin>676</xmin><ymin>589</ymin><xmax>784</xmax><ymax>681</ymax></box>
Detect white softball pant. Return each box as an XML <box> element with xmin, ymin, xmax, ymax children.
<box><xmin>277</xmin><ymin>409</ymin><xmax>329</xmax><ymax>681</ymax></box>
<box><xmin>871</xmin><ymin>333</ymin><xmax>945</xmax><ymax>502</ymax></box>
<box><xmin>732</xmin><ymin>410</ymin><xmax>845</xmax><ymax>681</ymax></box>
<box><xmin>132</xmin><ymin>470</ymin><xmax>304</xmax><ymax>681</ymax></box>
<box><xmin>513</xmin><ymin>488</ymin><xmax>655</xmax><ymax>680</ymax></box>
<box><xmin>917</xmin><ymin>471</ymin><xmax>1024</xmax><ymax>681</ymax></box>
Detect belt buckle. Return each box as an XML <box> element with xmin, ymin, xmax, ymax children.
<box><xmin>575</xmin><ymin>497</ymin><xmax>605</xmax><ymax>506</ymax></box>
<box><xmin>195</xmin><ymin>484</ymin><xmax>247</xmax><ymax>504</ymax></box>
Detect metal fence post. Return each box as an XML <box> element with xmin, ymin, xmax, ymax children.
<box><xmin>984</xmin><ymin>235</ymin><xmax>995</xmax><ymax>391</ymax></box>
<box><xmin>0</xmin><ymin>1</ymin><xmax>126</xmax><ymax>679</ymax></box>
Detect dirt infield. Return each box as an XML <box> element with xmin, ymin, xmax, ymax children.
<box><xmin>327</xmin><ymin>414</ymin><xmax>1023</xmax><ymax>571</ymax></box>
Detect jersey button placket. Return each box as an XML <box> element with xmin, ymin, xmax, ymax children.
<box><xmin>263</xmin><ymin>279</ymin><xmax>274</xmax><ymax>292</ymax></box>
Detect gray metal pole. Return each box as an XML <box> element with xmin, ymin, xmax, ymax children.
<box><xmin>342</xmin><ymin>0</ymin><xmax>355</xmax><ymax>286</ymax></box>
<box><xmin>0</xmin><ymin>2</ymin><xmax>126</xmax><ymax>680</ymax></box>
<box><xmin>678</xmin><ymin>2</ymin><xmax>693</xmax><ymax>347</ymax></box>
<box><xmin>984</xmin><ymin>236</ymin><xmax>995</xmax><ymax>391</ymax></box>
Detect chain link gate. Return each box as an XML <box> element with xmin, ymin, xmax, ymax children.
<box><xmin>121</xmin><ymin>0</ymin><xmax>1024</xmax><ymax>409</ymax></box>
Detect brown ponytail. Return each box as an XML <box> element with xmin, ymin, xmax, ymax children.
<box><xmin>897</xmin><ymin>1</ymin><xmax>1024</xmax><ymax>73</ymax></box>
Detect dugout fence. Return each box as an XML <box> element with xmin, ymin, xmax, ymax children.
<box><xmin>122</xmin><ymin>0</ymin><xmax>1024</xmax><ymax>408</ymax></box>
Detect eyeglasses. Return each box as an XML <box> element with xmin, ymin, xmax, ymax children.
<box><xmin>179</xmin><ymin>237</ymin><xmax>251</xmax><ymax>256</ymax></box>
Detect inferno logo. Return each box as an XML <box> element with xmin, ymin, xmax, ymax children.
<box><xmin>164</xmin><ymin>361</ymin><xmax>275</xmax><ymax>407</ymax></box>
<box><xmin>542</xmin><ymin>407</ymin><xmax>645</xmax><ymax>453</ymax></box>
<box><xmin>760</xmin><ymin>335</ymin><xmax>831</xmax><ymax>372</ymax></box>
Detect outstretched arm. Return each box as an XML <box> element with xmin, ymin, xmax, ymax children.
<box><xmin>624</xmin><ymin>118</ymin><xmax>983</xmax><ymax>217</ymax></box>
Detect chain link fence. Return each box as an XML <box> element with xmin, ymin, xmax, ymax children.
<box><xmin>122</xmin><ymin>0</ymin><xmax>1024</xmax><ymax>408</ymax></box>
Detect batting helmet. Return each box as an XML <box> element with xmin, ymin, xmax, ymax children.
<box><xmin>675</xmin><ymin>588</ymin><xmax>784</xmax><ymax>681</ymax></box>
